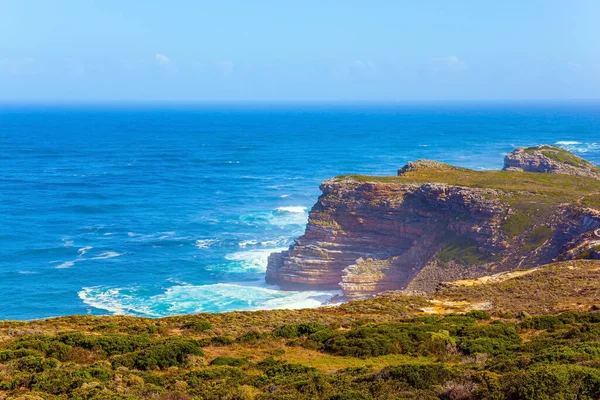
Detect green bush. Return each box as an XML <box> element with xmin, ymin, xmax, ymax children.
<box><xmin>506</xmin><ymin>365</ymin><xmax>600</xmax><ymax>400</ymax></box>
<box><xmin>274</xmin><ymin>323</ymin><xmax>327</xmax><ymax>338</ymax></box>
<box><xmin>465</xmin><ymin>310</ymin><xmax>491</xmax><ymax>320</ymax></box>
<box><xmin>236</xmin><ymin>330</ymin><xmax>265</xmax><ymax>343</ymax></box>
<box><xmin>112</xmin><ymin>338</ymin><xmax>203</xmax><ymax>370</ymax></box>
<box><xmin>16</xmin><ymin>355</ymin><xmax>59</xmax><ymax>373</ymax></box>
<box><xmin>210</xmin><ymin>356</ymin><xmax>248</xmax><ymax>366</ymax></box>
<box><xmin>183</xmin><ymin>320</ymin><xmax>212</xmax><ymax>332</ymax></box>
<box><xmin>380</xmin><ymin>363</ymin><xmax>453</xmax><ymax>390</ymax></box>
<box><xmin>198</xmin><ymin>336</ymin><xmax>234</xmax><ymax>347</ymax></box>
<box><xmin>327</xmin><ymin>391</ymin><xmax>373</xmax><ymax>400</ymax></box>
<box><xmin>519</xmin><ymin>315</ymin><xmax>564</xmax><ymax>330</ymax></box>
<box><xmin>460</xmin><ymin>322</ymin><xmax>521</xmax><ymax>355</ymax></box>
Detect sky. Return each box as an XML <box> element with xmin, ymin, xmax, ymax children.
<box><xmin>1</xmin><ymin>0</ymin><xmax>599</xmax><ymax>102</ymax></box>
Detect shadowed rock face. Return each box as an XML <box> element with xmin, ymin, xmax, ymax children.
<box><xmin>266</xmin><ymin>148</ymin><xmax>600</xmax><ymax>299</ymax></box>
<box><xmin>503</xmin><ymin>144</ymin><xmax>600</xmax><ymax>179</ymax></box>
<box><xmin>267</xmin><ymin>180</ymin><xmax>509</xmax><ymax>295</ymax></box>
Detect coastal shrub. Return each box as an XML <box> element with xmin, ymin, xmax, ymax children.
<box><xmin>322</xmin><ymin>321</ymin><xmax>468</xmax><ymax>357</ymax></box>
<box><xmin>308</xmin><ymin>328</ymin><xmax>335</xmax><ymax>343</ymax></box>
<box><xmin>57</xmin><ymin>333</ymin><xmax>151</xmax><ymax>356</ymax></box>
<box><xmin>502</xmin><ymin>210</ymin><xmax>535</xmax><ymax>237</ymax></box>
<box><xmin>16</xmin><ymin>355</ymin><xmax>59</xmax><ymax>373</ymax></box>
<box><xmin>327</xmin><ymin>391</ymin><xmax>373</xmax><ymax>400</ymax></box>
<box><xmin>210</xmin><ymin>356</ymin><xmax>248</xmax><ymax>366</ymax></box>
<box><xmin>273</xmin><ymin>322</ymin><xmax>327</xmax><ymax>338</ymax></box>
<box><xmin>198</xmin><ymin>336</ymin><xmax>234</xmax><ymax>347</ymax></box>
<box><xmin>112</xmin><ymin>338</ymin><xmax>203</xmax><ymax>370</ymax></box>
<box><xmin>526</xmin><ymin>225</ymin><xmax>553</xmax><ymax>249</ymax></box>
<box><xmin>436</xmin><ymin>234</ymin><xmax>489</xmax><ymax>267</ymax></box>
<box><xmin>535</xmin><ymin>343</ymin><xmax>600</xmax><ymax>363</ymax></box>
<box><xmin>9</xmin><ymin>336</ymin><xmax>72</xmax><ymax>361</ymax></box>
<box><xmin>378</xmin><ymin>363</ymin><xmax>454</xmax><ymax>390</ymax></box>
<box><xmin>459</xmin><ymin>322</ymin><xmax>521</xmax><ymax>355</ymax></box>
<box><xmin>182</xmin><ymin>320</ymin><xmax>212</xmax><ymax>332</ymax></box>
<box><xmin>236</xmin><ymin>330</ymin><xmax>265</xmax><ymax>343</ymax></box>
<box><xmin>0</xmin><ymin>348</ymin><xmax>39</xmax><ymax>362</ymax></box>
<box><xmin>74</xmin><ymin>365</ymin><xmax>112</xmax><ymax>382</ymax></box>
<box><xmin>263</xmin><ymin>361</ymin><xmax>317</xmax><ymax>378</ymax></box>
<box><xmin>505</xmin><ymin>365</ymin><xmax>600</xmax><ymax>400</ymax></box>
<box><xmin>465</xmin><ymin>310</ymin><xmax>491</xmax><ymax>320</ymax></box>
<box><xmin>519</xmin><ymin>315</ymin><xmax>563</xmax><ymax>330</ymax></box>
<box><xmin>30</xmin><ymin>369</ymin><xmax>89</xmax><ymax>395</ymax></box>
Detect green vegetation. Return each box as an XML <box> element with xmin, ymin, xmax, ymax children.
<box><xmin>1</xmin><ymin>261</ymin><xmax>600</xmax><ymax>399</ymax></box>
<box><xmin>524</xmin><ymin>145</ymin><xmax>592</xmax><ymax>168</ymax></box>
<box><xmin>436</xmin><ymin>234</ymin><xmax>490</xmax><ymax>267</ymax></box>
<box><xmin>337</xmin><ymin>167</ymin><xmax>600</xmax><ymax>200</ymax></box>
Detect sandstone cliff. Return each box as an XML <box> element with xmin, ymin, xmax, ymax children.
<box><xmin>267</xmin><ymin>147</ymin><xmax>600</xmax><ymax>299</ymax></box>
<box><xmin>503</xmin><ymin>144</ymin><xmax>600</xmax><ymax>179</ymax></box>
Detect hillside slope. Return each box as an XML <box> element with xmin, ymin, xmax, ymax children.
<box><xmin>2</xmin><ymin>260</ymin><xmax>600</xmax><ymax>399</ymax></box>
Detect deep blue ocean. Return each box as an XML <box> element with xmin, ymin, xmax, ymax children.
<box><xmin>2</xmin><ymin>103</ymin><xmax>600</xmax><ymax>320</ymax></box>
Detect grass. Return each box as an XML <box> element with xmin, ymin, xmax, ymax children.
<box><xmin>522</xmin><ymin>144</ymin><xmax>595</xmax><ymax>168</ymax></box>
<box><xmin>337</xmin><ymin>168</ymin><xmax>600</xmax><ymax>203</ymax></box>
<box><xmin>436</xmin><ymin>233</ymin><xmax>490</xmax><ymax>267</ymax></box>
<box><xmin>1</xmin><ymin>261</ymin><xmax>600</xmax><ymax>399</ymax></box>
<box><xmin>437</xmin><ymin>260</ymin><xmax>600</xmax><ymax>315</ymax></box>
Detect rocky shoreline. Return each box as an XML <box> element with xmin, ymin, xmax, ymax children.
<box><xmin>266</xmin><ymin>145</ymin><xmax>600</xmax><ymax>299</ymax></box>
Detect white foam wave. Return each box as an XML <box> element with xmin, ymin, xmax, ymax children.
<box><xmin>555</xmin><ymin>141</ymin><xmax>582</xmax><ymax>146</ymax></box>
<box><xmin>77</xmin><ymin>246</ymin><xmax>93</xmax><ymax>256</ymax></box>
<box><xmin>269</xmin><ymin>206</ymin><xmax>309</xmax><ymax>227</ymax></box>
<box><xmin>79</xmin><ymin>287</ymin><xmax>142</xmax><ymax>316</ymax></box>
<box><xmin>224</xmin><ymin>247</ymin><xmax>288</xmax><ymax>271</ymax></box>
<box><xmin>55</xmin><ymin>261</ymin><xmax>75</xmax><ymax>269</ymax></box>
<box><xmin>195</xmin><ymin>239</ymin><xmax>219</xmax><ymax>249</ymax></box>
<box><xmin>79</xmin><ymin>283</ymin><xmax>340</xmax><ymax>317</ymax></box>
<box><xmin>91</xmin><ymin>251</ymin><xmax>122</xmax><ymax>260</ymax></box>
<box><xmin>275</xmin><ymin>206</ymin><xmax>307</xmax><ymax>213</ymax></box>
<box><xmin>555</xmin><ymin>141</ymin><xmax>600</xmax><ymax>154</ymax></box>
<box><xmin>238</xmin><ymin>238</ymin><xmax>289</xmax><ymax>248</ymax></box>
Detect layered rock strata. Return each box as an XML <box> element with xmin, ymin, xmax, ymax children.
<box><xmin>266</xmin><ymin>147</ymin><xmax>600</xmax><ymax>299</ymax></box>
<box><xmin>503</xmin><ymin>144</ymin><xmax>600</xmax><ymax>179</ymax></box>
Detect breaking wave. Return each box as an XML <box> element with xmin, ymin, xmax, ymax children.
<box><xmin>78</xmin><ymin>283</ymin><xmax>339</xmax><ymax>317</ymax></box>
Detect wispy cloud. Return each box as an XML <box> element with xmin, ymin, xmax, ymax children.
<box><xmin>155</xmin><ymin>53</ymin><xmax>171</xmax><ymax>65</ymax></box>
<box><xmin>436</xmin><ymin>56</ymin><xmax>468</xmax><ymax>70</ymax></box>
<box><xmin>155</xmin><ymin>53</ymin><xmax>177</xmax><ymax>74</ymax></box>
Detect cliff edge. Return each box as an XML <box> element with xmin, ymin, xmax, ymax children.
<box><xmin>503</xmin><ymin>144</ymin><xmax>600</xmax><ymax>179</ymax></box>
<box><xmin>267</xmin><ymin>146</ymin><xmax>600</xmax><ymax>299</ymax></box>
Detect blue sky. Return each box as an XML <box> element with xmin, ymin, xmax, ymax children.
<box><xmin>1</xmin><ymin>0</ymin><xmax>599</xmax><ymax>102</ymax></box>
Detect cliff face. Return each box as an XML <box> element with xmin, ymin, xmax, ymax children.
<box><xmin>266</xmin><ymin>148</ymin><xmax>600</xmax><ymax>299</ymax></box>
<box><xmin>503</xmin><ymin>144</ymin><xmax>600</xmax><ymax>179</ymax></box>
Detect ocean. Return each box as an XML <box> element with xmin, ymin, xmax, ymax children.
<box><xmin>1</xmin><ymin>102</ymin><xmax>599</xmax><ymax>320</ymax></box>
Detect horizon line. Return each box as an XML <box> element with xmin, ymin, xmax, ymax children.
<box><xmin>1</xmin><ymin>98</ymin><xmax>600</xmax><ymax>107</ymax></box>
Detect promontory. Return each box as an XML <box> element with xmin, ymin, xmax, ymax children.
<box><xmin>266</xmin><ymin>145</ymin><xmax>600</xmax><ymax>299</ymax></box>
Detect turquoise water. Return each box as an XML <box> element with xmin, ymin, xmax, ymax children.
<box><xmin>1</xmin><ymin>103</ymin><xmax>599</xmax><ymax>320</ymax></box>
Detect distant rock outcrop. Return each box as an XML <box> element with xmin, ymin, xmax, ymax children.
<box><xmin>503</xmin><ymin>144</ymin><xmax>600</xmax><ymax>179</ymax></box>
<box><xmin>266</xmin><ymin>147</ymin><xmax>600</xmax><ymax>299</ymax></box>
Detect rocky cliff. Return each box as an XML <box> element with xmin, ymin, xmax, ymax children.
<box><xmin>503</xmin><ymin>144</ymin><xmax>600</xmax><ymax>179</ymax></box>
<box><xmin>266</xmin><ymin>147</ymin><xmax>600</xmax><ymax>299</ymax></box>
